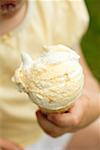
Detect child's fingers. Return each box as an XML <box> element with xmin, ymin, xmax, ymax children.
<box><xmin>36</xmin><ymin>110</ymin><xmax>66</xmax><ymax>137</ymax></box>
<box><xmin>47</xmin><ymin>100</ymin><xmax>84</xmax><ymax>128</ymax></box>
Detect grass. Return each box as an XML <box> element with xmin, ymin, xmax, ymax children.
<box><xmin>81</xmin><ymin>0</ymin><xmax>100</xmax><ymax>82</ymax></box>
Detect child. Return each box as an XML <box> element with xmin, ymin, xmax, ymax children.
<box><xmin>0</xmin><ymin>0</ymin><xmax>99</xmax><ymax>150</ymax></box>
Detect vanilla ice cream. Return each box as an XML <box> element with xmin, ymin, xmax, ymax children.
<box><xmin>13</xmin><ymin>45</ymin><xmax>84</xmax><ymax>113</ymax></box>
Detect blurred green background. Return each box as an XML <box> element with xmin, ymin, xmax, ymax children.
<box><xmin>81</xmin><ymin>0</ymin><xmax>100</xmax><ymax>82</ymax></box>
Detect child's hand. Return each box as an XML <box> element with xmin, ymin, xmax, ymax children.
<box><xmin>0</xmin><ymin>138</ymin><xmax>23</xmax><ymax>150</ymax></box>
<box><xmin>36</xmin><ymin>89</ymin><xmax>99</xmax><ymax>137</ymax></box>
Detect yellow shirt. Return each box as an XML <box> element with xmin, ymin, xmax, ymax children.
<box><xmin>0</xmin><ymin>0</ymin><xmax>89</xmax><ymax>146</ymax></box>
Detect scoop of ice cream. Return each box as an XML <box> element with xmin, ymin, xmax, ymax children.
<box><xmin>13</xmin><ymin>45</ymin><xmax>84</xmax><ymax>113</ymax></box>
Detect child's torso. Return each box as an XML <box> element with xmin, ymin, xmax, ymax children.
<box><xmin>0</xmin><ymin>0</ymin><xmax>89</xmax><ymax>146</ymax></box>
